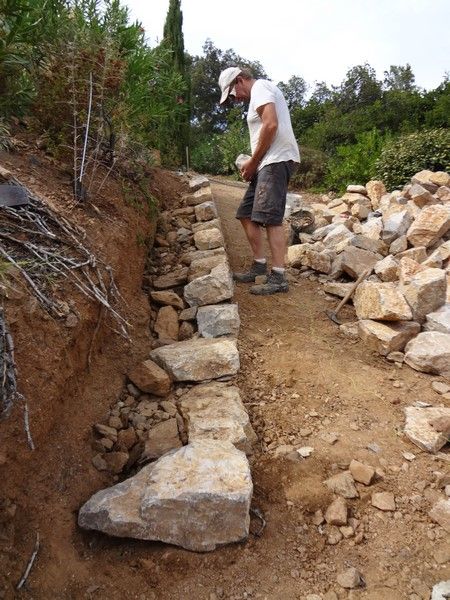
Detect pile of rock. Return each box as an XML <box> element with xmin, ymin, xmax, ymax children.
<box><xmin>79</xmin><ymin>175</ymin><xmax>255</xmax><ymax>551</ymax></box>
<box><xmin>287</xmin><ymin>170</ymin><xmax>450</xmax><ymax>379</ymax></box>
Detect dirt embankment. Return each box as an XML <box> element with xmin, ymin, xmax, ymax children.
<box><xmin>0</xmin><ymin>143</ymin><xmax>186</xmax><ymax>597</ymax></box>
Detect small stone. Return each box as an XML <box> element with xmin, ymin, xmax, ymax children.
<box><xmin>297</xmin><ymin>446</ymin><xmax>314</xmax><ymax>458</ymax></box>
<box><xmin>340</xmin><ymin>525</ymin><xmax>354</xmax><ymax>538</ymax></box>
<box><xmin>324</xmin><ymin>472</ymin><xmax>358</xmax><ymax>498</ymax></box>
<box><xmin>327</xmin><ymin>527</ymin><xmax>343</xmax><ymax>545</ymax></box>
<box><xmin>431</xmin><ymin>580</ymin><xmax>450</xmax><ymax>600</ymax></box>
<box><xmin>325</xmin><ymin>497</ymin><xmax>348</xmax><ymax>526</ymax></box>
<box><xmin>320</xmin><ymin>432</ymin><xmax>339</xmax><ymax>445</ymax></box>
<box><xmin>349</xmin><ymin>460</ymin><xmax>375</xmax><ymax>485</ymax></box>
<box><xmin>336</xmin><ymin>567</ymin><xmax>364</xmax><ymax>589</ymax></box>
<box><xmin>367</xmin><ymin>442</ymin><xmax>381</xmax><ymax>453</ymax></box>
<box><xmin>92</xmin><ymin>453</ymin><xmax>107</xmax><ymax>471</ymax></box>
<box><xmin>402</xmin><ymin>452</ymin><xmax>416</xmax><ymax>462</ymax></box>
<box><xmin>312</xmin><ymin>509</ymin><xmax>324</xmax><ymax>526</ymax></box>
<box><xmin>371</xmin><ymin>491</ymin><xmax>396</xmax><ymax>511</ymax></box>
<box><xmin>432</xmin><ymin>381</ymin><xmax>450</xmax><ymax>395</ymax></box>
<box><xmin>429</xmin><ymin>498</ymin><xmax>450</xmax><ymax>532</ymax></box>
<box><xmin>103</xmin><ymin>451</ymin><xmax>129</xmax><ymax>474</ymax></box>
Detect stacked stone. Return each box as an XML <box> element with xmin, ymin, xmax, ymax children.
<box><xmin>79</xmin><ymin>174</ymin><xmax>255</xmax><ymax>552</ymax></box>
<box><xmin>287</xmin><ymin>170</ymin><xmax>450</xmax><ymax>380</ymax></box>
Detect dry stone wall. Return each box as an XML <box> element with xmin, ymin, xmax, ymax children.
<box><xmin>79</xmin><ymin>174</ymin><xmax>254</xmax><ymax>551</ymax></box>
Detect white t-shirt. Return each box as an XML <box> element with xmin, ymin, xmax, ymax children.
<box><xmin>247</xmin><ymin>79</ymin><xmax>300</xmax><ymax>171</ymax></box>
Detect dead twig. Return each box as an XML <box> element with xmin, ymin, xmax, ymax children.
<box><xmin>16</xmin><ymin>532</ymin><xmax>40</xmax><ymax>590</ymax></box>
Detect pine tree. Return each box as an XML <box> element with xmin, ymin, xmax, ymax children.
<box><xmin>162</xmin><ymin>0</ymin><xmax>190</xmax><ymax>165</ymax></box>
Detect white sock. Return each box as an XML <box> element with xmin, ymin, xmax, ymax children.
<box><xmin>254</xmin><ymin>258</ymin><xmax>267</xmax><ymax>264</ymax></box>
<box><xmin>272</xmin><ymin>267</ymin><xmax>285</xmax><ymax>274</ymax></box>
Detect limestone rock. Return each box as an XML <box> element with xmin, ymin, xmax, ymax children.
<box><xmin>179</xmin><ymin>306</ymin><xmax>197</xmax><ymax>321</ymax></box>
<box><xmin>341</xmin><ymin>246</ymin><xmax>381</xmax><ymax>279</ymax></box>
<box><xmin>142</xmin><ymin>418</ymin><xmax>182</xmax><ymax>460</ymax></box>
<box><xmin>411</xmin><ymin>170</ymin><xmax>439</xmax><ymax>192</ymax></box>
<box><xmin>302</xmin><ymin>248</ymin><xmax>333</xmax><ymax>274</ymax></box>
<box><xmin>194</xmin><ymin>228</ymin><xmax>224</xmax><ymax>251</ymax></box>
<box><xmin>192</xmin><ymin>218</ymin><xmax>221</xmax><ymax>233</ymax></box>
<box><xmin>395</xmin><ymin>246</ymin><xmax>427</xmax><ymax>264</ymax></box>
<box><xmin>184</xmin><ymin>263</ymin><xmax>233</xmax><ymax>307</ymax></box>
<box><xmin>180</xmin><ymin>382</ymin><xmax>256</xmax><ymax>454</ymax></box>
<box><xmin>337</xmin><ymin>567</ymin><xmax>364</xmax><ymax>589</ymax></box>
<box><xmin>189</xmin><ymin>175</ymin><xmax>210</xmax><ymax>192</ymax></box>
<box><xmin>197</xmin><ymin>304</ymin><xmax>240</xmax><ymax>338</ymax></box>
<box><xmin>154</xmin><ymin>305</ymin><xmax>179</xmax><ymax>341</ymax></box>
<box><xmin>195</xmin><ymin>201</ymin><xmax>218</xmax><ymax>222</ymax></box>
<box><xmin>78</xmin><ymin>440</ymin><xmax>253</xmax><ymax>552</ymax></box>
<box><xmin>286</xmin><ymin>243</ymin><xmax>309</xmax><ymax>268</ymax></box>
<box><xmin>346</xmin><ymin>185</ymin><xmax>367</xmax><ymax>195</ymax></box>
<box><xmin>128</xmin><ymin>360</ymin><xmax>171</xmax><ymax>397</ymax></box>
<box><xmin>432</xmin><ymin>580</ymin><xmax>450</xmax><ymax>600</ymax></box>
<box><xmin>324</xmin><ymin>472</ymin><xmax>358</xmax><ymax>499</ymax></box>
<box><xmin>187</xmin><ymin>254</ymin><xmax>227</xmax><ymax>282</ymax></box>
<box><xmin>424</xmin><ymin>304</ymin><xmax>450</xmax><ymax>334</ymax></box>
<box><xmin>374</xmin><ymin>255</ymin><xmax>399</xmax><ymax>282</ymax></box>
<box><xmin>325</xmin><ymin>497</ymin><xmax>348</xmax><ymax>526</ymax></box>
<box><xmin>323</xmin><ymin>281</ymin><xmax>354</xmax><ymax>298</ymax></box>
<box><xmin>185</xmin><ymin>187</ymin><xmax>213</xmax><ymax>206</ymax></box>
<box><xmin>149</xmin><ymin>338</ymin><xmax>240</xmax><ymax>382</ymax></box>
<box><xmin>382</xmin><ymin>210</ymin><xmax>413</xmax><ymax>245</ymax></box>
<box><xmin>404</xmin><ymin>406</ymin><xmax>450</xmax><ymax>453</ymax></box>
<box><xmin>399</xmin><ymin>267</ymin><xmax>447</xmax><ymax>322</ymax></box>
<box><xmin>429</xmin><ymin>498</ymin><xmax>450</xmax><ymax>533</ymax></box>
<box><xmin>360</xmin><ymin>216</ymin><xmax>383</xmax><ymax>239</ymax></box>
<box><xmin>354</xmin><ymin>281</ymin><xmax>412</xmax><ymax>321</ymax></box>
<box><xmin>150</xmin><ymin>291</ymin><xmax>184</xmax><ymax>310</ymax></box>
<box><xmin>409</xmin><ymin>183</ymin><xmax>436</xmax><ymax>208</ymax></box>
<box><xmin>349</xmin><ymin>460</ymin><xmax>375</xmax><ymax>485</ymax></box>
<box><xmin>351</xmin><ymin>235</ymin><xmax>388</xmax><ymax>256</ymax></box>
<box><xmin>178</xmin><ymin>320</ymin><xmax>195</xmax><ymax>341</ymax></box>
<box><xmin>404</xmin><ymin>332</ymin><xmax>450</xmax><ymax>379</ymax></box>
<box><xmin>430</xmin><ymin>172</ymin><xmax>450</xmax><ymax>188</ymax></box>
<box><xmin>181</xmin><ymin>247</ymin><xmax>226</xmax><ymax>266</ymax></box>
<box><xmin>366</xmin><ymin>180</ymin><xmax>386</xmax><ymax>209</ymax></box>
<box><xmin>407</xmin><ymin>205</ymin><xmax>450</xmax><ymax>248</ymax></box>
<box><xmin>153</xmin><ymin>268</ymin><xmax>188</xmax><ymax>290</ymax></box>
<box><xmin>389</xmin><ymin>235</ymin><xmax>408</xmax><ymax>255</ymax></box>
<box><xmin>323</xmin><ymin>224</ymin><xmax>354</xmax><ymax>248</ymax></box>
<box><xmin>358</xmin><ymin>320</ymin><xmax>420</xmax><ymax>356</ymax></box>
<box><xmin>371</xmin><ymin>492</ymin><xmax>395</xmax><ymax>511</ymax></box>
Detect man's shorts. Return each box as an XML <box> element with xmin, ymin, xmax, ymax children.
<box><xmin>236</xmin><ymin>160</ymin><xmax>297</xmax><ymax>226</ymax></box>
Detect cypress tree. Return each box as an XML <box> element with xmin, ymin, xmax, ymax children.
<box><xmin>162</xmin><ymin>0</ymin><xmax>190</xmax><ymax>165</ymax></box>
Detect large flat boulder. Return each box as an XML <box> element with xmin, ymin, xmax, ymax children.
<box><xmin>358</xmin><ymin>320</ymin><xmax>420</xmax><ymax>356</ymax></box>
<box><xmin>184</xmin><ymin>263</ymin><xmax>233</xmax><ymax>307</ymax></box>
<box><xmin>78</xmin><ymin>440</ymin><xmax>253</xmax><ymax>552</ymax></box>
<box><xmin>404</xmin><ymin>332</ymin><xmax>450</xmax><ymax>379</ymax></box>
<box><xmin>180</xmin><ymin>382</ymin><xmax>257</xmax><ymax>454</ymax></box>
<box><xmin>399</xmin><ymin>267</ymin><xmax>447</xmax><ymax>322</ymax></box>
<box><xmin>149</xmin><ymin>338</ymin><xmax>240</xmax><ymax>382</ymax></box>
<box><xmin>341</xmin><ymin>246</ymin><xmax>381</xmax><ymax>279</ymax></box>
<box><xmin>407</xmin><ymin>205</ymin><xmax>450</xmax><ymax>248</ymax></box>
<box><xmin>354</xmin><ymin>281</ymin><xmax>412</xmax><ymax>321</ymax></box>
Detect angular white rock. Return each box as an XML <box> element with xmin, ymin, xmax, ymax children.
<box><xmin>399</xmin><ymin>267</ymin><xmax>447</xmax><ymax>322</ymax></box>
<box><xmin>184</xmin><ymin>263</ymin><xmax>233</xmax><ymax>307</ymax></box>
<box><xmin>180</xmin><ymin>382</ymin><xmax>257</xmax><ymax>454</ymax></box>
<box><xmin>194</xmin><ymin>228</ymin><xmax>224</xmax><ymax>251</ymax></box>
<box><xmin>354</xmin><ymin>281</ymin><xmax>412</xmax><ymax>321</ymax></box>
<box><xmin>78</xmin><ymin>440</ymin><xmax>253</xmax><ymax>552</ymax></box>
<box><xmin>407</xmin><ymin>205</ymin><xmax>450</xmax><ymax>248</ymax></box>
<box><xmin>424</xmin><ymin>304</ymin><xmax>450</xmax><ymax>334</ymax></box>
<box><xmin>197</xmin><ymin>303</ymin><xmax>240</xmax><ymax>338</ymax></box>
<box><xmin>404</xmin><ymin>406</ymin><xmax>450</xmax><ymax>453</ymax></box>
<box><xmin>405</xmin><ymin>332</ymin><xmax>450</xmax><ymax>379</ymax></box>
<box><xmin>358</xmin><ymin>320</ymin><xmax>420</xmax><ymax>356</ymax></box>
<box><xmin>150</xmin><ymin>338</ymin><xmax>240</xmax><ymax>382</ymax></box>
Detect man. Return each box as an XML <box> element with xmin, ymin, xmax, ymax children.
<box><xmin>218</xmin><ymin>66</ymin><xmax>300</xmax><ymax>295</ymax></box>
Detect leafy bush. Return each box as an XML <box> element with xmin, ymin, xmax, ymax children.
<box><xmin>375</xmin><ymin>128</ymin><xmax>450</xmax><ymax>189</ymax></box>
<box><xmin>325</xmin><ymin>129</ymin><xmax>388</xmax><ymax>191</ymax></box>
<box><xmin>290</xmin><ymin>146</ymin><xmax>328</xmax><ymax>189</ymax></box>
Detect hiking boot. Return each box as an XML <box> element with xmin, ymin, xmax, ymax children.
<box><xmin>250</xmin><ymin>270</ymin><xmax>289</xmax><ymax>295</ymax></box>
<box><xmin>233</xmin><ymin>261</ymin><xmax>268</xmax><ymax>283</ymax></box>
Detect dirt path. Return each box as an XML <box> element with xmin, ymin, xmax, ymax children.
<box><xmin>6</xmin><ymin>178</ymin><xmax>450</xmax><ymax>600</ymax></box>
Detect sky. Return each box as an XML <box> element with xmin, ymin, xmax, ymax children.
<box><xmin>124</xmin><ymin>0</ymin><xmax>450</xmax><ymax>92</ymax></box>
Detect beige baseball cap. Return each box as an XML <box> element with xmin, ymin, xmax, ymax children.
<box><xmin>218</xmin><ymin>66</ymin><xmax>241</xmax><ymax>104</ymax></box>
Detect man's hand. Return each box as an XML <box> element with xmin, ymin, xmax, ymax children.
<box><xmin>240</xmin><ymin>157</ymin><xmax>258</xmax><ymax>181</ymax></box>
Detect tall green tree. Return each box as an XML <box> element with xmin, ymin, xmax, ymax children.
<box><xmin>161</xmin><ymin>0</ymin><xmax>189</xmax><ymax>164</ymax></box>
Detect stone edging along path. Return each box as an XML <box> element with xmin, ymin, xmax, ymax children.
<box><xmin>78</xmin><ymin>175</ymin><xmax>257</xmax><ymax>552</ymax></box>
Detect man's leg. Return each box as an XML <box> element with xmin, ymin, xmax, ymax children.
<box><xmin>266</xmin><ymin>224</ymin><xmax>286</xmax><ymax>269</ymax></box>
<box><xmin>240</xmin><ymin>218</ymin><xmax>264</xmax><ymax>259</ymax></box>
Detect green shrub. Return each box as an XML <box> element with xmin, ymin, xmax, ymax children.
<box><xmin>290</xmin><ymin>146</ymin><xmax>328</xmax><ymax>189</ymax></box>
<box><xmin>375</xmin><ymin>128</ymin><xmax>450</xmax><ymax>189</ymax></box>
<box><xmin>190</xmin><ymin>134</ymin><xmax>224</xmax><ymax>174</ymax></box>
<box><xmin>325</xmin><ymin>129</ymin><xmax>387</xmax><ymax>192</ymax></box>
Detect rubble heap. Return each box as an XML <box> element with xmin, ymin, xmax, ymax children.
<box><xmin>287</xmin><ymin>170</ymin><xmax>450</xmax><ymax>380</ymax></box>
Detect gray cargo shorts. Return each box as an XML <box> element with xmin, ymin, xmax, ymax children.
<box><xmin>236</xmin><ymin>160</ymin><xmax>297</xmax><ymax>226</ymax></box>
